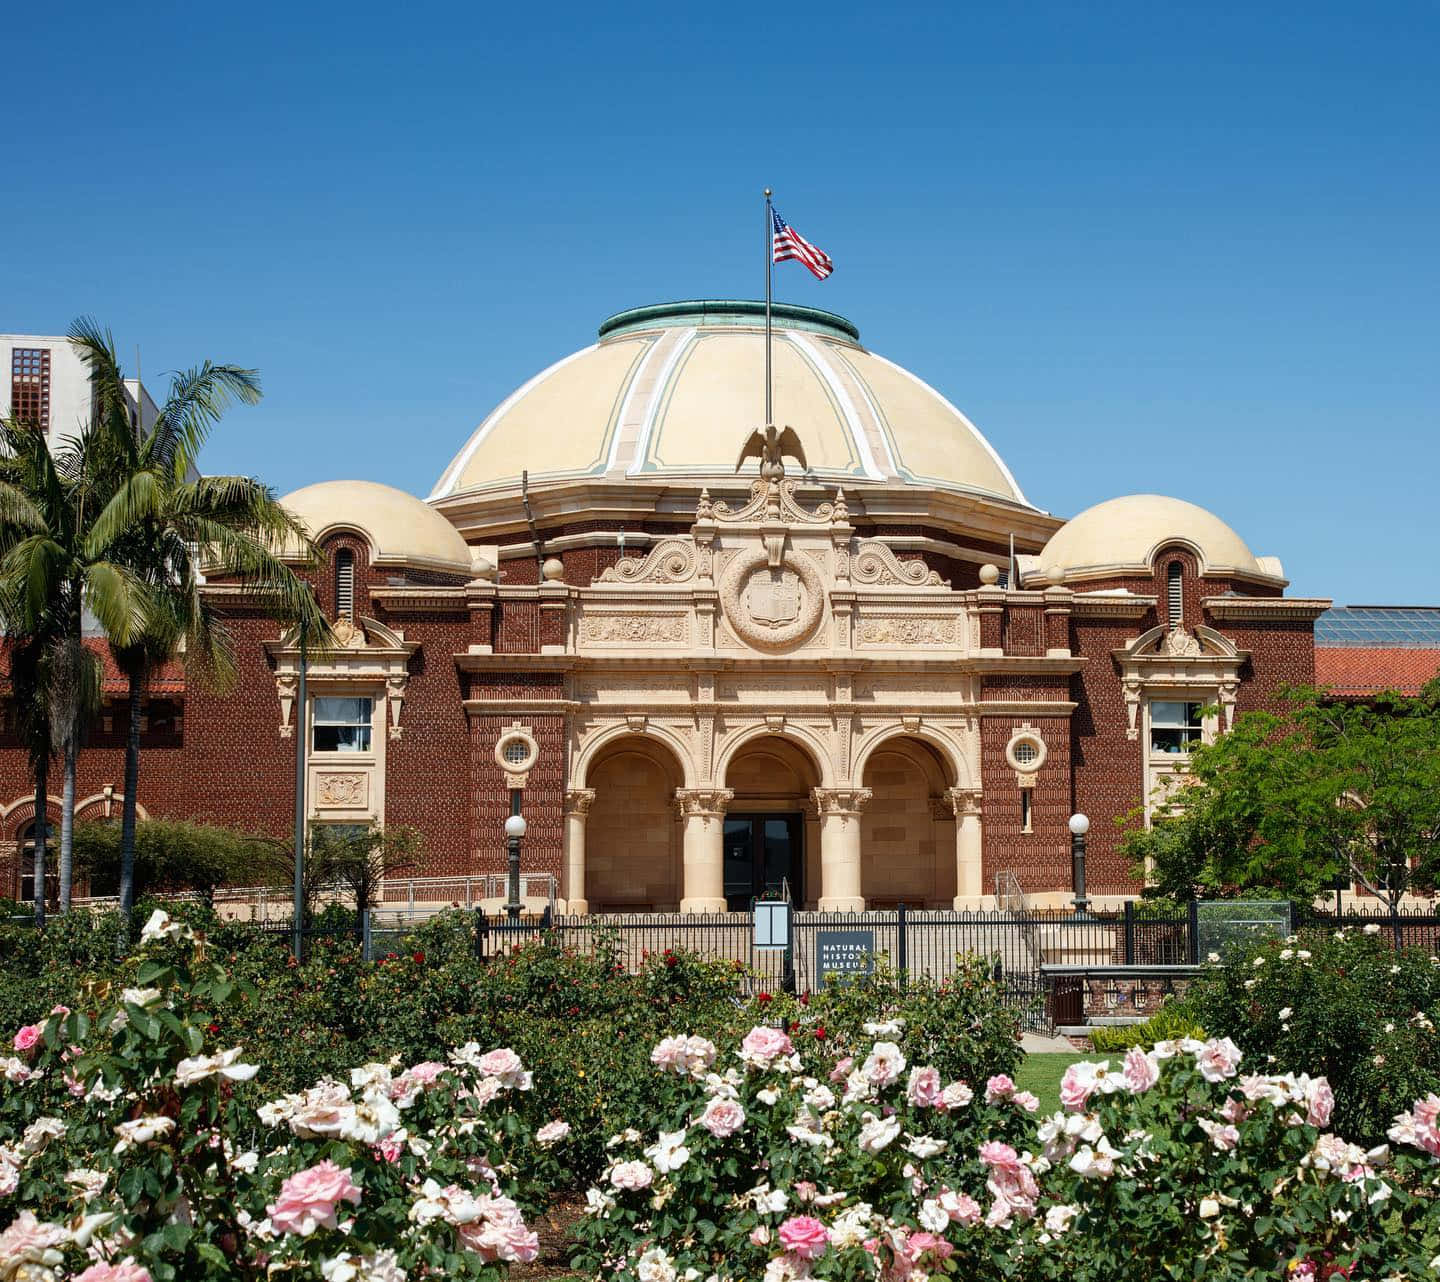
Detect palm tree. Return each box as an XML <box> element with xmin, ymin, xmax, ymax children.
<box><xmin>67</xmin><ymin>319</ymin><xmax>326</xmax><ymax>918</ymax></box>
<box><xmin>0</xmin><ymin>416</ymin><xmax>147</xmax><ymax>911</ymax></box>
<box><xmin>3</xmin><ymin>628</ymin><xmax>55</xmax><ymax>924</ymax></box>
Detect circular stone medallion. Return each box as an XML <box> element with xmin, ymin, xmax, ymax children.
<box><xmin>720</xmin><ymin>548</ymin><xmax>825</xmax><ymax>650</ymax></box>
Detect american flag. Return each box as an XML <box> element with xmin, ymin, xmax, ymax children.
<box><xmin>772</xmin><ymin>208</ymin><xmax>834</xmax><ymax>280</ymax></box>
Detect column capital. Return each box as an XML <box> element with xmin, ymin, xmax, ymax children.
<box><xmin>675</xmin><ymin>787</ymin><xmax>734</xmax><ymax>818</ymax></box>
<box><xmin>811</xmin><ymin>786</ymin><xmax>873</xmax><ymax>816</ymax></box>
<box><xmin>944</xmin><ymin>786</ymin><xmax>983</xmax><ymax>819</ymax></box>
<box><xmin>563</xmin><ymin>788</ymin><xmax>597</xmax><ymax>817</ymax></box>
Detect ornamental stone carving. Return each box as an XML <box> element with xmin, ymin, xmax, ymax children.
<box><xmin>855</xmin><ymin>616</ymin><xmax>958</xmax><ymax>647</ymax></box>
<box><xmin>316</xmin><ymin>772</ymin><xmax>367</xmax><ymax>808</ymax></box>
<box><xmin>720</xmin><ymin>548</ymin><xmax>825</xmax><ymax>651</ymax></box>
<box><xmin>597</xmin><ymin>539</ymin><xmax>697</xmax><ymax>584</ymax></box>
<box><xmin>1159</xmin><ymin>626</ymin><xmax>1203</xmax><ymax>657</ymax></box>
<box><xmin>581</xmin><ymin>614</ymin><xmax>687</xmax><ymax>644</ymax></box>
<box><xmin>563</xmin><ymin>788</ymin><xmax>596</xmax><ymax>816</ymax></box>
<box><xmin>675</xmin><ymin>788</ymin><xmax>734</xmax><ymax>819</ymax></box>
<box><xmin>851</xmin><ymin>541</ymin><xmax>944</xmax><ymax>587</ymax></box>
<box><xmin>812</xmin><ymin>787</ymin><xmax>873</xmax><ymax>816</ymax></box>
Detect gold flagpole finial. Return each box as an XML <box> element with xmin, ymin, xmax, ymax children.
<box><xmin>764</xmin><ymin>187</ymin><xmax>772</xmax><ymax>198</ymax></box>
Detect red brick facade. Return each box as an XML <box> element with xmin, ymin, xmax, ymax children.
<box><xmin>0</xmin><ymin>504</ymin><xmax>1326</xmax><ymax>906</ymax></box>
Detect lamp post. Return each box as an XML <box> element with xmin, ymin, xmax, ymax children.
<box><xmin>1068</xmin><ymin>812</ymin><xmax>1091</xmax><ymax>918</ymax></box>
<box><xmin>293</xmin><ymin>618</ymin><xmax>308</xmax><ymax>963</ymax></box>
<box><xmin>504</xmin><ymin>810</ymin><xmax>527</xmax><ymax>920</ymax></box>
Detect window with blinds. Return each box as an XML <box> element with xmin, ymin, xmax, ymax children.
<box><xmin>11</xmin><ymin>348</ymin><xmax>51</xmax><ymax>430</ymax></box>
<box><xmin>1166</xmin><ymin>561</ymin><xmax>1183</xmax><ymax>627</ymax></box>
<box><xmin>336</xmin><ymin>549</ymin><xmax>355</xmax><ymax>620</ymax></box>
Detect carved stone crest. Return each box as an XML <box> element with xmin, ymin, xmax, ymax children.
<box><xmin>316</xmin><ymin>772</ymin><xmax>367</xmax><ymax>808</ymax></box>
<box><xmin>720</xmin><ymin>549</ymin><xmax>824</xmax><ymax>651</ymax></box>
<box><xmin>744</xmin><ymin>568</ymin><xmax>802</xmax><ymax>628</ymax></box>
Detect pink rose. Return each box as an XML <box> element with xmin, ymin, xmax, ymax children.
<box><xmin>74</xmin><ymin>1265</ymin><xmax>152</xmax><ymax>1282</ymax></box>
<box><xmin>1304</xmin><ymin>1076</ymin><xmax>1335</xmax><ymax>1128</ymax></box>
<box><xmin>13</xmin><ymin>1025</ymin><xmax>42</xmax><ymax>1055</ymax></box>
<box><xmin>1012</xmin><ymin>1090</ymin><xmax>1040</xmax><ymax>1113</ymax></box>
<box><xmin>535</xmin><ymin>1120</ymin><xmax>571</xmax><ymax>1146</ymax></box>
<box><xmin>699</xmin><ymin>1096</ymin><xmax>746</xmax><ymax>1138</ymax></box>
<box><xmin>1059</xmin><ymin>1062</ymin><xmax>1100</xmax><ymax>1111</ymax></box>
<box><xmin>373</xmin><ymin>1136</ymin><xmax>403</xmax><ymax>1164</ymax></box>
<box><xmin>907</xmin><ymin>1066</ymin><xmax>943</xmax><ymax>1108</ymax></box>
<box><xmin>1195</xmin><ymin>1038</ymin><xmax>1243</xmax><ymax>1083</ymax></box>
<box><xmin>475</xmin><ymin>1048</ymin><xmax>529</xmax><ymax>1088</ymax></box>
<box><xmin>266</xmin><ymin>1160</ymin><xmax>361</xmax><ymax>1236</ymax></box>
<box><xmin>939</xmin><ymin>1188</ymin><xmax>982</xmax><ymax>1225</ymax></box>
<box><xmin>739</xmin><ymin>1025</ymin><xmax>794</xmax><ymax>1068</ymax></box>
<box><xmin>906</xmin><ymin>1231</ymin><xmax>953</xmax><ymax>1263</ymax></box>
<box><xmin>609</xmin><ymin>1160</ymin><xmax>653</xmax><ymax>1191</ymax></box>
<box><xmin>939</xmin><ymin>1081</ymin><xmax>974</xmax><ymax>1111</ymax></box>
<box><xmin>984</xmin><ymin>1074</ymin><xmax>1016</xmax><ymax>1103</ymax></box>
<box><xmin>1122</xmin><ymin>1047</ymin><xmax>1159</xmax><ymax>1094</ymax></box>
<box><xmin>749</xmin><ymin>1225</ymin><xmax>771</xmax><ymax>1247</ymax></box>
<box><xmin>978</xmin><ymin>1140</ymin><xmax>1022</xmax><ymax>1174</ymax></box>
<box><xmin>828</xmin><ymin>1056</ymin><xmax>854</xmax><ymax>1084</ymax></box>
<box><xmin>777</xmin><ymin>1215</ymin><xmax>830</xmax><ymax>1261</ymax></box>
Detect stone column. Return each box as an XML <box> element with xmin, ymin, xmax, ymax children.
<box><xmin>813</xmin><ymin>787</ymin><xmax>872</xmax><ymax>912</ymax></box>
<box><xmin>947</xmin><ymin>787</ymin><xmax>985</xmax><ymax>909</ymax></box>
<box><xmin>562</xmin><ymin>789</ymin><xmax>595</xmax><ymax>915</ymax></box>
<box><xmin>675</xmin><ymin>788</ymin><xmax>734</xmax><ymax>913</ymax></box>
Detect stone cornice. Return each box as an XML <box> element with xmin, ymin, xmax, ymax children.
<box><xmin>966</xmin><ymin>655</ymin><xmax>1088</xmax><ymax>675</ymax></box>
<box><xmin>368</xmin><ymin>587</ymin><xmax>470</xmax><ymax>612</ymax></box>
<box><xmin>977</xmin><ymin>700</ymin><xmax>1077</xmax><ymax>716</ymax></box>
<box><xmin>1069</xmin><ymin>593</ymin><xmax>1157</xmax><ymax>619</ymax></box>
<box><xmin>1202</xmin><ymin>596</ymin><xmax>1332</xmax><ymax>622</ymax></box>
<box><xmin>463</xmin><ymin>698</ymin><xmax>580</xmax><ymax>715</ymax></box>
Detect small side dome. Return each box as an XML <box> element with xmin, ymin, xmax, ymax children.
<box><xmin>1030</xmin><ymin>494</ymin><xmax>1284</xmax><ymax>587</ymax></box>
<box><xmin>280</xmin><ymin>480</ymin><xmax>472</xmax><ymax>576</ymax></box>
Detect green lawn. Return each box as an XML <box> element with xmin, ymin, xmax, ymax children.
<box><xmin>1013</xmin><ymin>1052</ymin><xmax>1088</xmax><ymax>1113</ymax></box>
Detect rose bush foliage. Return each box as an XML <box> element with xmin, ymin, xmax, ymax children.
<box><xmin>576</xmin><ymin>1017</ymin><xmax>1440</xmax><ymax>1281</ymax></box>
<box><xmin>1180</xmin><ymin>926</ymin><xmax>1440</xmax><ymax>1144</ymax></box>
<box><xmin>0</xmin><ymin>912</ymin><xmax>571</xmax><ymax>1281</ymax></box>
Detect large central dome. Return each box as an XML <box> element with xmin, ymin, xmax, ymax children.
<box><xmin>429</xmin><ymin>301</ymin><xmax>1032</xmax><ymax>510</ymax></box>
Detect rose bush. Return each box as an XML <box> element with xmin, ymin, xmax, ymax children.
<box><xmin>574</xmin><ymin>1017</ymin><xmax>1440</xmax><ymax>1280</ymax></box>
<box><xmin>0</xmin><ymin>910</ymin><xmax>571</xmax><ymax>1280</ymax></box>
<box><xmin>1179</xmin><ymin>926</ymin><xmax>1440</xmax><ymax>1143</ymax></box>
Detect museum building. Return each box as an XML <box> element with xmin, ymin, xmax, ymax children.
<box><xmin>0</xmin><ymin>300</ymin><xmax>1345</xmax><ymax>911</ymax></box>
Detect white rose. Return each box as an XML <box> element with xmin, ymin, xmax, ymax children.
<box><xmin>1198</xmin><ymin>1197</ymin><xmax>1220</xmax><ymax>1219</ymax></box>
<box><xmin>918</xmin><ymin>1199</ymin><xmax>949</xmax><ymax>1232</ymax></box>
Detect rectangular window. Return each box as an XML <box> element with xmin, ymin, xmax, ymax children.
<box><xmin>1020</xmin><ymin>790</ymin><xmax>1033</xmax><ymax>833</ymax></box>
<box><xmin>11</xmin><ymin>348</ymin><xmax>51</xmax><ymax>430</ymax></box>
<box><xmin>311</xmin><ymin>696</ymin><xmax>373</xmax><ymax>753</ymax></box>
<box><xmin>1150</xmin><ymin>700</ymin><xmax>1204</xmax><ymax>754</ymax></box>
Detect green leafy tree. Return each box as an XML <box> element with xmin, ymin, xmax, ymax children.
<box><xmin>1122</xmin><ymin>681</ymin><xmax>1440</xmax><ymax>923</ymax></box>
<box><xmin>72</xmin><ymin>818</ymin><xmax>281</xmax><ymax>903</ymax></box>
<box><xmin>66</xmin><ymin>318</ymin><xmax>326</xmax><ymax>919</ymax></box>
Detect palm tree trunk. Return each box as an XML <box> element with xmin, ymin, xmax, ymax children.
<box><xmin>33</xmin><ymin>757</ymin><xmax>48</xmax><ymax>928</ymax></box>
<box><xmin>58</xmin><ymin>735</ymin><xmax>76</xmax><ymax>912</ymax></box>
<box><xmin>119</xmin><ymin>666</ymin><xmax>145</xmax><ymax>917</ymax></box>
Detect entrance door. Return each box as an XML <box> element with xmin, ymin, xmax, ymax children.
<box><xmin>722</xmin><ymin>812</ymin><xmax>803</xmax><ymax>912</ymax></box>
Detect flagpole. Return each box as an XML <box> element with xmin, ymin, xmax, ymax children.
<box><xmin>764</xmin><ymin>186</ymin><xmax>773</xmax><ymax>425</ymax></box>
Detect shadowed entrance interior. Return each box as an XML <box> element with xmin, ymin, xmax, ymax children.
<box><xmin>723</xmin><ymin>736</ymin><xmax>821</xmax><ymax>909</ymax></box>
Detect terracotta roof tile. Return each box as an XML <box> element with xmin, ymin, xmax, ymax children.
<box><xmin>1315</xmin><ymin>647</ymin><xmax>1440</xmax><ymax>696</ymax></box>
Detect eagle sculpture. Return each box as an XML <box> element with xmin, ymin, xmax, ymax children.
<box><xmin>735</xmin><ymin>424</ymin><xmax>807</xmax><ymax>481</ymax></box>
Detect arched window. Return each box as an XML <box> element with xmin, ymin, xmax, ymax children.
<box><xmin>1166</xmin><ymin>561</ymin><xmax>1183</xmax><ymax>628</ymax></box>
<box><xmin>17</xmin><ymin>821</ymin><xmax>57</xmax><ymax>905</ymax></box>
<box><xmin>335</xmin><ymin>549</ymin><xmax>355</xmax><ymax>621</ymax></box>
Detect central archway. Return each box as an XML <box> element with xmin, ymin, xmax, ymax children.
<box><xmin>860</xmin><ymin>737</ymin><xmax>957</xmax><ymax>907</ymax></box>
<box><xmin>722</xmin><ymin>736</ymin><xmax>822</xmax><ymax>910</ymax></box>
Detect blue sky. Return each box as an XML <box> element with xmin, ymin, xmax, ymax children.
<box><xmin>6</xmin><ymin>1</ymin><xmax>1437</xmax><ymax>604</ymax></box>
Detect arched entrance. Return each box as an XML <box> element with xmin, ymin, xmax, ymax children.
<box><xmin>722</xmin><ymin>737</ymin><xmax>821</xmax><ymax>910</ymax></box>
<box><xmin>859</xmin><ymin>738</ymin><xmax>955</xmax><ymax>907</ymax></box>
<box><xmin>583</xmin><ymin>737</ymin><xmax>685</xmax><ymax>912</ymax></box>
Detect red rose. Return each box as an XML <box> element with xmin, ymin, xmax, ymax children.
<box><xmin>814</xmin><ymin>1026</ymin><xmax>827</xmax><ymax>1040</ymax></box>
<box><xmin>665</xmin><ymin>955</ymin><xmax>678</xmax><ymax>968</ymax></box>
<box><xmin>206</xmin><ymin>1022</ymin><xmax>220</xmax><ymax>1035</ymax></box>
<box><xmin>757</xmin><ymin>992</ymin><xmax>772</xmax><ymax>1004</ymax></box>
<box><xmin>412</xmin><ymin>952</ymin><xmax>425</xmax><ymax>964</ymax></box>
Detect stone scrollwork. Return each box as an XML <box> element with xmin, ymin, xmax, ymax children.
<box><xmin>711</xmin><ymin>479</ymin><xmax>835</xmax><ymax>526</ymax></box>
<box><xmin>856</xmin><ymin>616</ymin><xmax>959</xmax><ymax>647</ymax></box>
<box><xmin>581</xmin><ymin>614</ymin><xmax>688</xmax><ymax>644</ymax></box>
<box><xmin>811</xmin><ymin>786</ymin><xmax>873</xmax><ymax>816</ymax></box>
<box><xmin>674</xmin><ymin>787</ymin><xmax>735</xmax><ymax>819</ymax></box>
<box><xmin>597</xmin><ymin>539</ymin><xmax>698</xmax><ymax>584</ymax></box>
<box><xmin>564</xmin><ymin>788</ymin><xmax>596</xmax><ymax>817</ymax></box>
<box><xmin>851</xmin><ymin>541</ymin><xmax>944</xmax><ymax>587</ymax></box>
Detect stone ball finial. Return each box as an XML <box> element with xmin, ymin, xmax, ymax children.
<box><xmin>979</xmin><ymin>563</ymin><xmax>1000</xmax><ymax>585</ymax></box>
<box><xmin>541</xmin><ymin>557</ymin><xmax>566</xmax><ymax>582</ymax></box>
<box><xmin>1046</xmin><ymin>565</ymin><xmax>1067</xmax><ymax>587</ymax></box>
<box><xmin>471</xmin><ymin>554</ymin><xmax>497</xmax><ymax>582</ymax></box>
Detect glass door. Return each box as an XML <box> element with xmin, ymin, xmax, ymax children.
<box><xmin>722</xmin><ymin>813</ymin><xmax>803</xmax><ymax>912</ymax></box>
